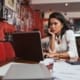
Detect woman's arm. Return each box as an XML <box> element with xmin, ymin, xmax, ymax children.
<box><xmin>49</xmin><ymin>36</ymin><xmax>55</xmax><ymax>52</ymax></box>
<box><xmin>65</xmin><ymin>30</ymin><xmax>78</xmax><ymax>58</ymax></box>
<box><xmin>46</xmin><ymin>30</ymin><xmax>78</xmax><ymax>60</ymax></box>
<box><xmin>48</xmin><ymin>28</ymin><xmax>56</xmax><ymax>53</ymax></box>
<box><xmin>46</xmin><ymin>52</ymin><xmax>69</xmax><ymax>59</ymax></box>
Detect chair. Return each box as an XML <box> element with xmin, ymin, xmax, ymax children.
<box><xmin>0</xmin><ymin>42</ymin><xmax>6</xmax><ymax>64</ymax></box>
<box><xmin>76</xmin><ymin>37</ymin><xmax>80</xmax><ymax>57</ymax></box>
<box><xmin>0</xmin><ymin>41</ymin><xmax>15</xmax><ymax>65</ymax></box>
<box><xmin>4</xmin><ymin>42</ymin><xmax>16</xmax><ymax>61</ymax></box>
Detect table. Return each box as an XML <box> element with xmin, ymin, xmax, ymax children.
<box><xmin>0</xmin><ymin>58</ymin><xmax>40</xmax><ymax>80</ymax></box>
<box><xmin>0</xmin><ymin>57</ymin><xmax>80</xmax><ymax>80</ymax></box>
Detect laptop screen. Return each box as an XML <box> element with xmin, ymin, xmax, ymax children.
<box><xmin>11</xmin><ymin>31</ymin><xmax>43</xmax><ymax>62</ymax></box>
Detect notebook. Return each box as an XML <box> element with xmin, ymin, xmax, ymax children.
<box><xmin>3</xmin><ymin>63</ymin><xmax>52</xmax><ymax>80</ymax></box>
<box><xmin>10</xmin><ymin>31</ymin><xmax>44</xmax><ymax>62</ymax></box>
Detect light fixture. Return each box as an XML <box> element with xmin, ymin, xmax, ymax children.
<box><xmin>65</xmin><ymin>3</ymin><xmax>69</xmax><ymax>6</ymax></box>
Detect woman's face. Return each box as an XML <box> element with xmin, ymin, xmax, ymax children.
<box><xmin>49</xmin><ymin>18</ymin><xmax>63</xmax><ymax>34</ymax></box>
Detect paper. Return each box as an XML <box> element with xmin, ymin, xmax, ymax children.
<box><xmin>52</xmin><ymin>61</ymin><xmax>80</xmax><ymax>80</ymax></box>
<box><xmin>40</xmin><ymin>58</ymin><xmax>54</xmax><ymax>65</ymax></box>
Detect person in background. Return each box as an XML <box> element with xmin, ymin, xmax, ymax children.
<box><xmin>45</xmin><ymin>12</ymin><xmax>78</xmax><ymax>61</ymax></box>
<box><xmin>0</xmin><ymin>17</ymin><xmax>15</xmax><ymax>41</ymax></box>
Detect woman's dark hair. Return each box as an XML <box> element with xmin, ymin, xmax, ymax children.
<box><xmin>48</xmin><ymin>12</ymin><xmax>70</xmax><ymax>38</ymax></box>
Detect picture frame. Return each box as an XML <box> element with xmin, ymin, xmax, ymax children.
<box><xmin>16</xmin><ymin>3</ymin><xmax>20</xmax><ymax>17</ymax></box>
<box><xmin>8</xmin><ymin>9</ymin><xmax>13</xmax><ymax>19</ymax></box>
<box><xmin>3</xmin><ymin>8</ymin><xmax>8</xmax><ymax>20</ymax></box>
<box><xmin>43</xmin><ymin>19</ymin><xmax>48</xmax><ymax>36</ymax></box>
<box><xmin>5</xmin><ymin>0</ymin><xmax>16</xmax><ymax>11</ymax></box>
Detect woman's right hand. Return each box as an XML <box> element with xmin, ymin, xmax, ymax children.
<box><xmin>48</xmin><ymin>28</ymin><xmax>55</xmax><ymax>38</ymax></box>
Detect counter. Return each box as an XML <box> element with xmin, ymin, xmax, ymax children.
<box><xmin>74</xmin><ymin>33</ymin><xmax>80</xmax><ymax>37</ymax></box>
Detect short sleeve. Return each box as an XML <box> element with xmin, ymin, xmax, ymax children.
<box><xmin>65</xmin><ymin>30</ymin><xmax>78</xmax><ymax>58</ymax></box>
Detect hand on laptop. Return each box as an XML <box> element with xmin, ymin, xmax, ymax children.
<box><xmin>43</xmin><ymin>52</ymin><xmax>60</xmax><ymax>60</ymax></box>
<box><xmin>43</xmin><ymin>52</ymin><xmax>48</xmax><ymax>58</ymax></box>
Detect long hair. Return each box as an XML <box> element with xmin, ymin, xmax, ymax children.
<box><xmin>48</xmin><ymin>12</ymin><xmax>70</xmax><ymax>38</ymax></box>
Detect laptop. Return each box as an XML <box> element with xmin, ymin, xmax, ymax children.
<box><xmin>3</xmin><ymin>63</ymin><xmax>52</xmax><ymax>80</ymax></box>
<box><xmin>10</xmin><ymin>31</ymin><xmax>44</xmax><ymax>62</ymax></box>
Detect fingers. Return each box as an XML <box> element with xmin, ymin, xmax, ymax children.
<box><xmin>43</xmin><ymin>51</ymin><xmax>56</xmax><ymax>58</ymax></box>
<box><xmin>48</xmin><ymin>28</ymin><xmax>55</xmax><ymax>37</ymax></box>
<box><xmin>43</xmin><ymin>52</ymin><xmax>50</xmax><ymax>58</ymax></box>
<box><xmin>45</xmin><ymin>53</ymin><xmax>54</xmax><ymax>58</ymax></box>
<box><xmin>48</xmin><ymin>28</ymin><xmax>52</xmax><ymax>34</ymax></box>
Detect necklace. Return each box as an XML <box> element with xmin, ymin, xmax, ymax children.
<box><xmin>55</xmin><ymin>35</ymin><xmax>61</xmax><ymax>44</ymax></box>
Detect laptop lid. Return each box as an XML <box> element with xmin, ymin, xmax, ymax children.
<box><xmin>11</xmin><ymin>31</ymin><xmax>44</xmax><ymax>62</ymax></box>
<box><xmin>3</xmin><ymin>63</ymin><xmax>52</xmax><ymax>80</ymax></box>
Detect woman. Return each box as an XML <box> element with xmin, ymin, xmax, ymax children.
<box><xmin>45</xmin><ymin>12</ymin><xmax>78</xmax><ymax>60</ymax></box>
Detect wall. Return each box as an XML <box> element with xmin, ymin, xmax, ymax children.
<box><xmin>31</xmin><ymin>0</ymin><xmax>80</xmax><ymax>4</ymax></box>
<box><xmin>44</xmin><ymin>11</ymin><xmax>80</xmax><ymax>19</ymax></box>
<box><xmin>31</xmin><ymin>0</ymin><xmax>80</xmax><ymax>18</ymax></box>
<box><xmin>64</xmin><ymin>12</ymin><xmax>80</xmax><ymax>18</ymax></box>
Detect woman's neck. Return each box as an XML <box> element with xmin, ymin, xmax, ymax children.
<box><xmin>56</xmin><ymin>32</ymin><xmax>61</xmax><ymax>37</ymax></box>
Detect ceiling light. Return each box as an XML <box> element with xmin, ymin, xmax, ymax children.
<box><xmin>65</xmin><ymin>3</ymin><xmax>69</xmax><ymax>6</ymax></box>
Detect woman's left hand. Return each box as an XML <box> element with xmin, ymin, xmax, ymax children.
<box><xmin>45</xmin><ymin>53</ymin><xmax>60</xmax><ymax>59</ymax></box>
<box><xmin>46</xmin><ymin>53</ymin><xmax>56</xmax><ymax>58</ymax></box>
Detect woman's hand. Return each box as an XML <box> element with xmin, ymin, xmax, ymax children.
<box><xmin>46</xmin><ymin>53</ymin><xmax>56</xmax><ymax>58</ymax></box>
<box><xmin>45</xmin><ymin>52</ymin><xmax>60</xmax><ymax>60</ymax></box>
<box><xmin>48</xmin><ymin>28</ymin><xmax>56</xmax><ymax>52</ymax></box>
<box><xmin>48</xmin><ymin>28</ymin><xmax>55</xmax><ymax>38</ymax></box>
<box><xmin>43</xmin><ymin>52</ymin><xmax>54</xmax><ymax>58</ymax></box>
